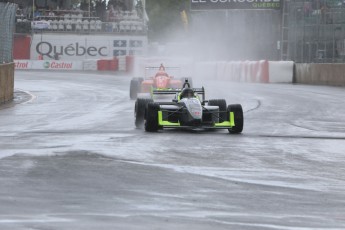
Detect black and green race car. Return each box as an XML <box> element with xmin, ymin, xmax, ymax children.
<box><xmin>134</xmin><ymin>82</ymin><xmax>243</xmax><ymax>133</ymax></box>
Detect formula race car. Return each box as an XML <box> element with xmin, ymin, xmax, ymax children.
<box><xmin>130</xmin><ymin>64</ymin><xmax>192</xmax><ymax>100</ymax></box>
<box><xmin>134</xmin><ymin>81</ymin><xmax>243</xmax><ymax>133</ymax></box>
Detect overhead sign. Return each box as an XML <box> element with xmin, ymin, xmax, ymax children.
<box><xmin>190</xmin><ymin>0</ymin><xmax>282</xmax><ymax>10</ymax></box>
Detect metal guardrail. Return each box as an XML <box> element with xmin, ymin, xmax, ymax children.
<box><xmin>0</xmin><ymin>2</ymin><xmax>16</xmax><ymax>63</ymax></box>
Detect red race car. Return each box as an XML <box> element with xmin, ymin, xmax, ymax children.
<box><xmin>130</xmin><ymin>64</ymin><xmax>192</xmax><ymax>100</ymax></box>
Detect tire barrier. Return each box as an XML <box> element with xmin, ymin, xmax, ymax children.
<box><xmin>96</xmin><ymin>58</ymin><xmax>119</xmax><ymax>71</ymax></box>
<box><xmin>0</xmin><ymin>63</ymin><xmax>14</xmax><ymax>104</ymax></box>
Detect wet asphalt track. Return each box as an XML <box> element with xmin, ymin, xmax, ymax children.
<box><xmin>0</xmin><ymin>70</ymin><xmax>345</xmax><ymax>230</ymax></box>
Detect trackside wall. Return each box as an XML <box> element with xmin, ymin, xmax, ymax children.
<box><xmin>0</xmin><ymin>63</ymin><xmax>15</xmax><ymax>103</ymax></box>
<box><xmin>193</xmin><ymin>61</ymin><xmax>294</xmax><ymax>83</ymax></box>
<box><xmin>295</xmin><ymin>64</ymin><xmax>345</xmax><ymax>86</ymax></box>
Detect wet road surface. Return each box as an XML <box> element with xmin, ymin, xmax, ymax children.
<box><xmin>0</xmin><ymin>70</ymin><xmax>345</xmax><ymax>229</ymax></box>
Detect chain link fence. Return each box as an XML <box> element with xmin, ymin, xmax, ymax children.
<box><xmin>285</xmin><ymin>0</ymin><xmax>345</xmax><ymax>63</ymax></box>
<box><xmin>0</xmin><ymin>2</ymin><xmax>16</xmax><ymax>63</ymax></box>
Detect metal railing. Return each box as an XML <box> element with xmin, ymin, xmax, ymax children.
<box><xmin>285</xmin><ymin>0</ymin><xmax>345</xmax><ymax>63</ymax></box>
<box><xmin>0</xmin><ymin>2</ymin><xmax>16</xmax><ymax>63</ymax></box>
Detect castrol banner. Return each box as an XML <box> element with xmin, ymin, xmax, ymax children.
<box><xmin>15</xmin><ymin>60</ymin><xmax>83</xmax><ymax>70</ymax></box>
<box><xmin>15</xmin><ymin>60</ymin><xmax>32</xmax><ymax>70</ymax></box>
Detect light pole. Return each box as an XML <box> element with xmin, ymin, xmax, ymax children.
<box><xmin>32</xmin><ymin>0</ymin><xmax>34</xmax><ymax>20</ymax></box>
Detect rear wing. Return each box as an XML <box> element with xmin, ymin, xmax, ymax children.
<box><xmin>145</xmin><ymin>67</ymin><xmax>180</xmax><ymax>71</ymax></box>
<box><xmin>152</xmin><ymin>87</ymin><xmax>206</xmax><ymax>102</ymax></box>
<box><xmin>144</xmin><ymin>66</ymin><xmax>181</xmax><ymax>78</ymax></box>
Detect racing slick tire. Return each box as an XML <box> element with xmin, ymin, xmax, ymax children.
<box><xmin>135</xmin><ymin>98</ymin><xmax>153</xmax><ymax>128</ymax></box>
<box><xmin>130</xmin><ymin>78</ymin><xmax>141</xmax><ymax>100</ymax></box>
<box><xmin>208</xmin><ymin>99</ymin><xmax>227</xmax><ymax>122</ymax></box>
<box><xmin>145</xmin><ymin>102</ymin><xmax>160</xmax><ymax>132</ymax></box>
<box><xmin>227</xmin><ymin>104</ymin><xmax>243</xmax><ymax>134</ymax></box>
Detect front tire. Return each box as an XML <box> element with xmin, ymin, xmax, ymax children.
<box><xmin>208</xmin><ymin>99</ymin><xmax>227</xmax><ymax>122</ymax></box>
<box><xmin>227</xmin><ymin>104</ymin><xmax>243</xmax><ymax>134</ymax></box>
<box><xmin>135</xmin><ymin>98</ymin><xmax>153</xmax><ymax>128</ymax></box>
<box><xmin>130</xmin><ymin>78</ymin><xmax>141</xmax><ymax>100</ymax></box>
<box><xmin>145</xmin><ymin>102</ymin><xmax>160</xmax><ymax>132</ymax></box>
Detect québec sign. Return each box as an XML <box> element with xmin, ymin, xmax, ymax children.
<box><xmin>190</xmin><ymin>0</ymin><xmax>281</xmax><ymax>10</ymax></box>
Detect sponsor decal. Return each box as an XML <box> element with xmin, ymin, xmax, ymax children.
<box><xmin>43</xmin><ymin>61</ymin><xmax>73</xmax><ymax>69</ymax></box>
<box><xmin>190</xmin><ymin>0</ymin><xmax>281</xmax><ymax>10</ymax></box>
<box><xmin>36</xmin><ymin>42</ymin><xmax>108</xmax><ymax>59</ymax></box>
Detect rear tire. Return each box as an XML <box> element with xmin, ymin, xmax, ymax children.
<box><xmin>227</xmin><ymin>104</ymin><xmax>243</xmax><ymax>134</ymax></box>
<box><xmin>208</xmin><ymin>99</ymin><xmax>227</xmax><ymax>122</ymax></box>
<box><xmin>145</xmin><ymin>102</ymin><xmax>160</xmax><ymax>132</ymax></box>
<box><xmin>130</xmin><ymin>78</ymin><xmax>141</xmax><ymax>100</ymax></box>
<box><xmin>135</xmin><ymin>98</ymin><xmax>153</xmax><ymax>128</ymax></box>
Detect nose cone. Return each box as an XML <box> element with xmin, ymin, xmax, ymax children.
<box><xmin>155</xmin><ymin>76</ymin><xmax>168</xmax><ymax>88</ymax></box>
<box><xmin>185</xmin><ymin>98</ymin><xmax>202</xmax><ymax>120</ymax></box>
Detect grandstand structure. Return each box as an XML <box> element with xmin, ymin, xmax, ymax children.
<box><xmin>16</xmin><ymin>10</ymin><xmax>146</xmax><ymax>34</ymax></box>
<box><xmin>282</xmin><ymin>0</ymin><xmax>345</xmax><ymax>63</ymax></box>
<box><xmin>12</xmin><ymin>0</ymin><xmax>148</xmax><ymax>61</ymax></box>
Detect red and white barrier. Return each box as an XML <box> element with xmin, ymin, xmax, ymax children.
<box><xmin>215</xmin><ymin>60</ymin><xmax>269</xmax><ymax>83</ymax></box>
<box><xmin>193</xmin><ymin>60</ymin><xmax>293</xmax><ymax>83</ymax></box>
<box><xmin>14</xmin><ymin>58</ymin><xmax>294</xmax><ymax>84</ymax></box>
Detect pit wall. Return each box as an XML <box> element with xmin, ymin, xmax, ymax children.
<box><xmin>0</xmin><ymin>63</ymin><xmax>15</xmax><ymax>103</ymax></box>
<box><xmin>295</xmin><ymin>63</ymin><xmax>345</xmax><ymax>86</ymax></box>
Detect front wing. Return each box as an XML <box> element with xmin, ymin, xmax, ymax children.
<box><xmin>157</xmin><ymin>111</ymin><xmax>235</xmax><ymax>129</ymax></box>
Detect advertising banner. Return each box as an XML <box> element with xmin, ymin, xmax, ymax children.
<box><xmin>14</xmin><ymin>60</ymin><xmax>83</xmax><ymax>70</ymax></box>
<box><xmin>14</xmin><ymin>60</ymin><xmax>32</xmax><ymax>70</ymax></box>
<box><xmin>30</xmin><ymin>34</ymin><xmax>148</xmax><ymax>61</ymax></box>
<box><xmin>190</xmin><ymin>0</ymin><xmax>282</xmax><ymax>10</ymax></box>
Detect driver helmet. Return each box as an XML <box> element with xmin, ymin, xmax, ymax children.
<box><xmin>180</xmin><ymin>88</ymin><xmax>195</xmax><ymax>99</ymax></box>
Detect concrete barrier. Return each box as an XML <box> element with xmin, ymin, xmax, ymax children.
<box><xmin>295</xmin><ymin>63</ymin><xmax>345</xmax><ymax>86</ymax></box>
<box><xmin>0</xmin><ymin>63</ymin><xmax>14</xmax><ymax>104</ymax></box>
<box><xmin>269</xmin><ymin>61</ymin><xmax>294</xmax><ymax>83</ymax></box>
<box><xmin>216</xmin><ymin>60</ymin><xmax>269</xmax><ymax>83</ymax></box>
